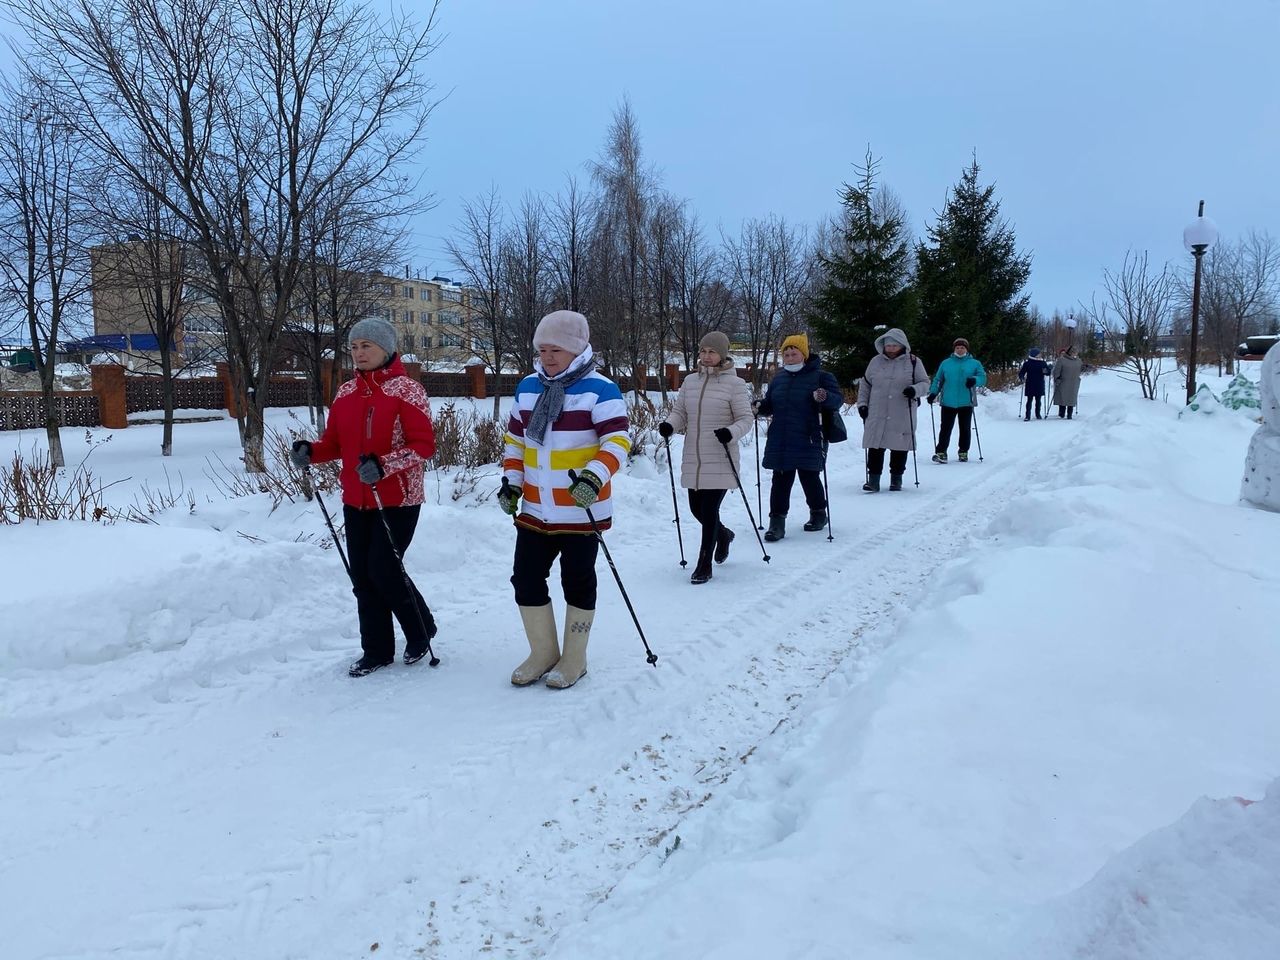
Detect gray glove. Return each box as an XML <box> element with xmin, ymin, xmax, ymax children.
<box><xmin>356</xmin><ymin>455</ymin><xmax>384</xmax><ymax>485</ymax></box>
<box><xmin>289</xmin><ymin>440</ymin><xmax>312</xmax><ymax>468</ymax></box>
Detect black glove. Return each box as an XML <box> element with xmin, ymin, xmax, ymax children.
<box><xmin>497</xmin><ymin>477</ymin><xmax>521</xmax><ymax>516</ymax></box>
<box><xmin>713</xmin><ymin>427</ymin><xmax>732</xmax><ymax>444</ymax></box>
<box><xmin>965</xmin><ymin>376</ymin><xmax>977</xmax><ymax>389</ymax></box>
<box><xmin>658</xmin><ymin>421</ymin><xmax>674</xmax><ymax>439</ymax></box>
<box><xmin>289</xmin><ymin>439</ymin><xmax>312</xmax><ymax>468</ymax></box>
<box><xmin>927</xmin><ymin>393</ymin><xmax>937</xmax><ymax>405</ymax></box>
<box><xmin>857</xmin><ymin>406</ymin><xmax>868</xmax><ymax>421</ymax></box>
<box><xmin>356</xmin><ymin>454</ymin><xmax>384</xmax><ymax>485</ymax></box>
<box><xmin>902</xmin><ymin>386</ymin><xmax>916</xmax><ymax>399</ymax></box>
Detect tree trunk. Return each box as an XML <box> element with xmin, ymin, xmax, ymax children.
<box><xmin>161</xmin><ymin>348</ymin><xmax>175</xmax><ymax>457</ymax></box>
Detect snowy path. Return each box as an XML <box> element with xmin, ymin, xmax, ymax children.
<box><xmin>2</xmin><ymin>401</ymin><xmax>1082</xmax><ymax>959</ymax></box>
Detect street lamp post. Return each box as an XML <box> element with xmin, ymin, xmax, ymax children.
<box><xmin>1183</xmin><ymin>200</ymin><xmax>1219</xmax><ymax>405</ymax></box>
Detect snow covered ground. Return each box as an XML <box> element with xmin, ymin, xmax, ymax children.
<box><xmin>2</xmin><ymin>366</ymin><xmax>1277</xmax><ymax>959</ymax></box>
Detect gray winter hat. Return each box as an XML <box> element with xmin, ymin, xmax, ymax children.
<box><xmin>699</xmin><ymin>330</ymin><xmax>731</xmax><ymax>359</ymax></box>
<box><xmin>348</xmin><ymin>317</ymin><xmax>397</xmax><ymax>357</ymax></box>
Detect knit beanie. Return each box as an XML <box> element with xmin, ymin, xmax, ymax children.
<box><xmin>533</xmin><ymin>310</ymin><xmax>590</xmax><ymax>355</ymax></box>
<box><xmin>699</xmin><ymin>330</ymin><xmax>731</xmax><ymax>359</ymax></box>
<box><xmin>1029</xmin><ymin>347</ymin><xmax>1041</xmax><ymax>357</ymax></box>
<box><xmin>780</xmin><ymin>333</ymin><xmax>810</xmax><ymax>359</ymax></box>
<box><xmin>348</xmin><ymin>317</ymin><xmax>397</xmax><ymax>357</ymax></box>
<box><xmin>953</xmin><ymin>337</ymin><xmax>970</xmax><ymax>350</ymax></box>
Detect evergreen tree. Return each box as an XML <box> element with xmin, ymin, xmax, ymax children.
<box><xmin>914</xmin><ymin>156</ymin><xmax>1033</xmax><ymax>370</ymax></box>
<box><xmin>808</xmin><ymin>149</ymin><xmax>917</xmax><ymax>385</ymax></box>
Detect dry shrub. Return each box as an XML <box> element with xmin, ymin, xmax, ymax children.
<box><xmin>0</xmin><ymin>447</ymin><xmax>120</xmax><ymax>523</ymax></box>
<box><xmin>203</xmin><ymin>426</ymin><xmax>340</xmax><ymax>511</ymax></box>
<box><xmin>431</xmin><ymin>402</ymin><xmax>504</xmax><ymax>469</ymax></box>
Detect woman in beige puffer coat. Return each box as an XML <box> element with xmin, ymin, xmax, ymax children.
<box><xmin>659</xmin><ymin>331</ymin><xmax>754</xmax><ymax>584</ymax></box>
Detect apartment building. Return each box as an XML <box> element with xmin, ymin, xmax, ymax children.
<box><xmin>367</xmin><ymin>270</ymin><xmax>480</xmax><ymax>366</ymax></box>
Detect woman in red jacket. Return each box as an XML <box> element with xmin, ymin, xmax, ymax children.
<box><xmin>290</xmin><ymin>318</ymin><xmax>437</xmax><ymax>677</ymax></box>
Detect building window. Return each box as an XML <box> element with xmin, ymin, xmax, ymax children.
<box><xmin>424</xmin><ymin>336</ymin><xmax>433</xmax><ymax>349</ymax></box>
<box><xmin>403</xmin><ymin>285</ymin><xmax>414</xmax><ymax>299</ymax></box>
<box><xmin>441</xmin><ymin>334</ymin><xmax>462</xmax><ymax>348</ymax></box>
<box><xmin>424</xmin><ymin>312</ymin><xmax>433</xmax><ymax>325</ymax></box>
<box><xmin>403</xmin><ymin>333</ymin><xmax>414</xmax><ymax>350</ymax></box>
<box><xmin>384</xmin><ymin>283</ymin><xmax>395</xmax><ymax>295</ymax></box>
<box><xmin>407</xmin><ymin>310</ymin><xmax>415</xmax><ymax>324</ymax></box>
<box><xmin>440</xmin><ymin>310</ymin><xmax>460</xmax><ymax>326</ymax></box>
<box><xmin>389</xmin><ymin>309</ymin><xmax>396</xmax><ymax>324</ymax></box>
<box><xmin>420</xmin><ymin>289</ymin><xmax>431</xmax><ymax>302</ymax></box>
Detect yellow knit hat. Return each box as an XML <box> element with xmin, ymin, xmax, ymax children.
<box><xmin>780</xmin><ymin>334</ymin><xmax>809</xmax><ymax>360</ymax></box>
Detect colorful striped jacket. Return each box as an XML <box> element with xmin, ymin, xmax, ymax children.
<box><xmin>502</xmin><ymin>354</ymin><xmax>631</xmax><ymax>533</ymax></box>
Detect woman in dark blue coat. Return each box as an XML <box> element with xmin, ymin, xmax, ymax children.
<box><xmin>1018</xmin><ymin>348</ymin><xmax>1050</xmax><ymax>420</ymax></box>
<box><xmin>756</xmin><ymin>334</ymin><xmax>843</xmax><ymax>541</ymax></box>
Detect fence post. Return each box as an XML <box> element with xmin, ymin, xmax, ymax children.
<box><xmin>466</xmin><ymin>362</ymin><xmax>486</xmax><ymax>400</ymax></box>
<box><xmin>90</xmin><ymin>364</ymin><xmax>128</xmax><ymax>429</ymax></box>
<box><xmin>665</xmin><ymin>362</ymin><xmax>681</xmax><ymax>391</ymax></box>
<box><xmin>216</xmin><ymin>362</ymin><xmax>244</xmax><ymax>418</ymax></box>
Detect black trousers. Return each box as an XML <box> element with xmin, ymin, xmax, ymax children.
<box><xmin>936</xmin><ymin>406</ymin><xmax>973</xmax><ymax>454</ymax></box>
<box><xmin>1057</xmin><ymin>405</ymin><xmax>1075</xmax><ymax>419</ymax></box>
<box><xmin>687</xmin><ymin>488</ymin><xmax>728</xmax><ymax>557</ymax></box>
<box><xmin>344</xmin><ymin>505</ymin><xmax>435</xmax><ymax>661</ymax></box>
<box><xmin>769</xmin><ymin>468</ymin><xmax>826</xmax><ymax>517</ymax></box>
<box><xmin>1024</xmin><ymin>396</ymin><xmax>1042</xmax><ymax>418</ymax></box>
<box><xmin>867</xmin><ymin>448</ymin><xmax>908</xmax><ymax>475</ymax></box>
<box><xmin>511</xmin><ymin>526</ymin><xmax>600</xmax><ymax>610</ymax></box>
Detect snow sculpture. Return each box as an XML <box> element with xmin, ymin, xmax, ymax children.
<box><xmin>1179</xmin><ymin>383</ymin><xmax>1221</xmax><ymax>418</ymax></box>
<box><xmin>1220</xmin><ymin>373</ymin><xmax>1261</xmax><ymax>414</ymax></box>
<box><xmin>1241</xmin><ymin>341</ymin><xmax>1280</xmax><ymax>511</ymax></box>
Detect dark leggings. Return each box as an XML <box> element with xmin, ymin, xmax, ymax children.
<box><xmin>1024</xmin><ymin>396</ymin><xmax>1042</xmax><ymax>417</ymax></box>
<box><xmin>935</xmin><ymin>406</ymin><xmax>973</xmax><ymax>454</ymax></box>
<box><xmin>687</xmin><ymin>488</ymin><xmax>728</xmax><ymax>556</ymax></box>
<box><xmin>1057</xmin><ymin>405</ymin><xmax>1075</xmax><ymax>419</ymax></box>
<box><xmin>511</xmin><ymin>526</ymin><xmax>600</xmax><ymax>610</ymax></box>
<box><xmin>344</xmin><ymin>505</ymin><xmax>435</xmax><ymax>661</ymax></box>
<box><xmin>769</xmin><ymin>468</ymin><xmax>826</xmax><ymax>517</ymax></box>
<box><xmin>866</xmin><ymin>448</ymin><xmax>908</xmax><ymax>476</ymax></box>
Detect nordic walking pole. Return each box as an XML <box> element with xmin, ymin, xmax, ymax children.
<box><xmin>928</xmin><ymin>396</ymin><xmax>937</xmax><ymax>450</ymax></box>
<box><xmin>717</xmin><ymin>437</ymin><xmax>771</xmax><ymax>562</ymax></box>
<box><xmin>663</xmin><ymin>436</ymin><xmax>688</xmax><ymax>568</ymax></box>
<box><xmin>307</xmin><ymin>466</ymin><xmax>353</xmax><ymax>583</ymax></box>
<box><xmin>821</xmin><ymin>442</ymin><xmax>834</xmax><ymax>542</ymax></box>
<box><xmin>365</xmin><ymin>460</ymin><xmax>440</xmax><ymax>667</ymax></box>
<box><xmin>753</xmin><ymin>405</ymin><xmax>764</xmax><ymax>530</ymax></box>
<box><xmin>567</xmin><ymin>470</ymin><xmax>658</xmax><ymax>667</ymax></box>
<box><xmin>1045</xmin><ymin>362</ymin><xmax>1055</xmax><ymax>421</ymax></box>
<box><xmin>909</xmin><ymin>401</ymin><xmax>920</xmax><ymax>488</ymax></box>
<box><xmin>969</xmin><ymin>390</ymin><xmax>985</xmax><ymax>462</ymax></box>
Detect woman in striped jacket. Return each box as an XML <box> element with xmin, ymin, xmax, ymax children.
<box><xmin>497</xmin><ymin>310</ymin><xmax>631</xmax><ymax>689</ymax></box>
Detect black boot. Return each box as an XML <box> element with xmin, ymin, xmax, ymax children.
<box><xmin>803</xmin><ymin>509</ymin><xmax>827</xmax><ymax>532</ymax></box>
<box><xmin>690</xmin><ymin>550</ymin><xmax>713</xmax><ymax>584</ymax></box>
<box><xmin>889</xmin><ymin>473</ymin><xmax>903</xmax><ymax>491</ymax></box>
<box><xmin>1058</xmin><ymin>406</ymin><xmax>1066</xmax><ymax>418</ymax></box>
<box><xmin>862</xmin><ymin>475</ymin><xmax>880</xmax><ymax>492</ymax></box>
<box><xmin>348</xmin><ymin>654</ymin><xmax>393</xmax><ymax>678</ymax></box>
<box><xmin>714</xmin><ymin>526</ymin><xmax>735</xmax><ymax>564</ymax></box>
<box><xmin>1067</xmin><ymin>407</ymin><xmax>1074</xmax><ymax>419</ymax></box>
<box><xmin>764</xmin><ymin>515</ymin><xmax>786</xmax><ymax>542</ymax></box>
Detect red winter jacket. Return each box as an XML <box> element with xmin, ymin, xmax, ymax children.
<box><xmin>310</xmin><ymin>355</ymin><xmax>435</xmax><ymax>510</ymax></box>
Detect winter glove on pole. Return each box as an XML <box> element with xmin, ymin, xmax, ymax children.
<box><xmin>858</xmin><ymin>406</ymin><xmax>868</xmax><ymax>421</ymax></box>
<box><xmin>497</xmin><ymin>477</ymin><xmax>521</xmax><ymax>516</ymax></box>
<box><xmin>568</xmin><ymin>469</ymin><xmax>603</xmax><ymax>509</ymax></box>
<box><xmin>902</xmin><ymin>386</ymin><xmax>916</xmax><ymax>399</ymax></box>
<box><xmin>713</xmin><ymin>427</ymin><xmax>733</xmax><ymax>444</ymax></box>
<box><xmin>926</xmin><ymin>393</ymin><xmax>937</xmax><ymax>404</ymax></box>
<box><xmin>812</xmin><ymin>388</ymin><xmax>827</xmax><ymax>403</ymax></box>
<box><xmin>658</xmin><ymin>421</ymin><xmax>674</xmax><ymax>438</ymax></box>
<box><xmin>289</xmin><ymin>440</ymin><xmax>312</xmax><ymax>468</ymax></box>
<box><xmin>965</xmin><ymin>376</ymin><xmax>977</xmax><ymax>389</ymax></box>
<box><xmin>356</xmin><ymin>454</ymin><xmax>384</xmax><ymax>485</ymax></box>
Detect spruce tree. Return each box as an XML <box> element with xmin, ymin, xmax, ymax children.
<box><xmin>914</xmin><ymin>156</ymin><xmax>1033</xmax><ymax>370</ymax></box>
<box><xmin>808</xmin><ymin>149</ymin><xmax>917</xmax><ymax>385</ymax></box>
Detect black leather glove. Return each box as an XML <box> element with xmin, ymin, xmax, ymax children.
<box><xmin>356</xmin><ymin>454</ymin><xmax>384</xmax><ymax>485</ymax></box>
<box><xmin>713</xmin><ymin>427</ymin><xmax>732</xmax><ymax>444</ymax></box>
<box><xmin>658</xmin><ymin>421</ymin><xmax>674</xmax><ymax>439</ymax></box>
<box><xmin>289</xmin><ymin>439</ymin><xmax>312</xmax><ymax>468</ymax></box>
<box><xmin>927</xmin><ymin>393</ymin><xmax>937</xmax><ymax>405</ymax></box>
<box><xmin>857</xmin><ymin>407</ymin><xmax>868</xmax><ymax>421</ymax></box>
<box><xmin>902</xmin><ymin>386</ymin><xmax>916</xmax><ymax>399</ymax></box>
<box><xmin>965</xmin><ymin>376</ymin><xmax>977</xmax><ymax>388</ymax></box>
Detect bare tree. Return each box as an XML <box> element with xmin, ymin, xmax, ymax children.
<box><xmin>0</xmin><ymin>73</ymin><xmax>91</xmax><ymax>468</ymax></box>
<box><xmin>446</xmin><ymin>188</ymin><xmax>508</xmax><ymax>418</ymax></box>
<box><xmin>545</xmin><ymin>174</ymin><xmax>594</xmax><ymax>314</ymax></box>
<box><xmin>671</xmin><ymin>212</ymin><xmax>730</xmax><ymax>370</ymax></box>
<box><xmin>1087</xmin><ymin>250</ymin><xmax>1176</xmax><ymax>400</ymax></box>
<box><xmin>18</xmin><ymin>0</ymin><xmax>440</xmax><ymax>470</ymax></box>
<box><xmin>503</xmin><ymin>192</ymin><xmax>549</xmax><ymax>376</ymax></box>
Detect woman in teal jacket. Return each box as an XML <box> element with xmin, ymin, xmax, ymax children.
<box><xmin>926</xmin><ymin>338</ymin><xmax>987</xmax><ymax>463</ymax></box>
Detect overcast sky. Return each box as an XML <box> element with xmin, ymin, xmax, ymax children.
<box><xmin>404</xmin><ymin>0</ymin><xmax>1280</xmax><ymax>315</ymax></box>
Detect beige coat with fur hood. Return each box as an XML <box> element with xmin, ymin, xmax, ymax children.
<box><xmin>667</xmin><ymin>359</ymin><xmax>754</xmax><ymax>489</ymax></box>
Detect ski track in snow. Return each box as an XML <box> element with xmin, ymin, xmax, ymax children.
<box><xmin>2</xmin><ymin>409</ymin><xmax>1084</xmax><ymax>959</ymax></box>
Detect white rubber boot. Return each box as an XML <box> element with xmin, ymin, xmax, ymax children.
<box><xmin>511</xmin><ymin>604</ymin><xmax>559</xmax><ymax>686</ymax></box>
<box><xmin>545</xmin><ymin>605</ymin><xmax>594</xmax><ymax>689</ymax></box>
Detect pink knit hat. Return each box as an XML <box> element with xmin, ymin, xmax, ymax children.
<box><xmin>533</xmin><ymin>310</ymin><xmax>590</xmax><ymax>355</ymax></box>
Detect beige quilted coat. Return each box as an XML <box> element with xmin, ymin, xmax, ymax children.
<box><xmin>667</xmin><ymin>360</ymin><xmax>754</xmax><ymax>489</ymax></box>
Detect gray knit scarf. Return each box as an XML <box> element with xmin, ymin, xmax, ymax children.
<box><xmin>526</xmin><ymin>354</ymin><xmax>596</xmax><ymax>444</ymax></box>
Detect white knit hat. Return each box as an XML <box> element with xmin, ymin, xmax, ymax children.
<box><xmin>533</xmin><ymin>310</ymin><xmax>590</xmax><ymax>355</ymax></box>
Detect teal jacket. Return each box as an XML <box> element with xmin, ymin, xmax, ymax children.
<box><xmin>929</xmin><ymin>354</ymin><xmax>987</xmax><ymax>408</ymax></box>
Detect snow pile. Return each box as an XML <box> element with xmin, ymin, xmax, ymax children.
<box><xmin>1241</xmin><ymin>340</ymin><xmax>1280</xmax><ymax>511</ymax></box>
<box><xmin>1178</xmin><ymin>382</ymin><xmax>1221</xmax><ymax>417</ymax></box>
<box><xmin>1006</xmin><ymin>783</ymin><xmax>1280</xmax><ymax>960</ymax></box>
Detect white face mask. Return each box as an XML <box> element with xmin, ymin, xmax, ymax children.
<box><xmin>783</xmin><ymin>362</ymin><xmax>804</xmax><ymax>373</ymax></box>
